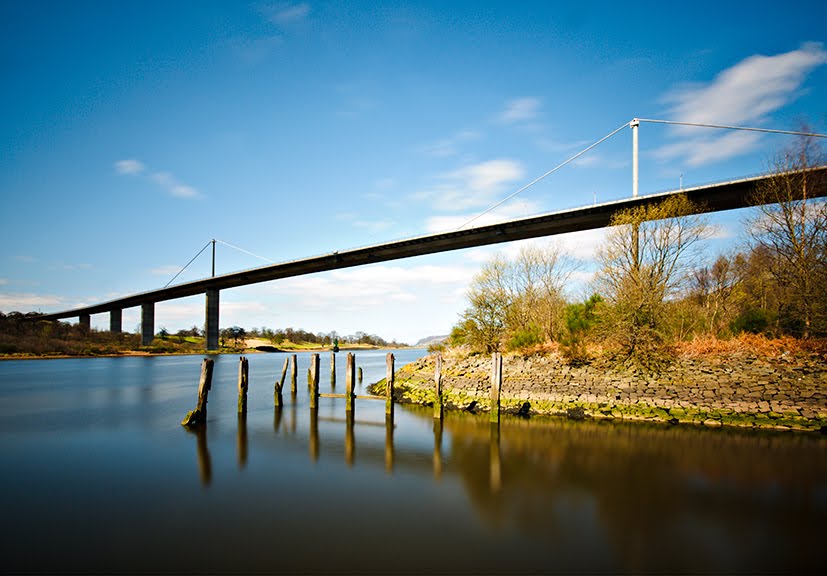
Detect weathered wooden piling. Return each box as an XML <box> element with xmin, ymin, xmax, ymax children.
<box><xmin>310</xmin><ymin>353</ymin><xmax>320</xmax><ymax>409</ymax></box>
<box><xmin>307</xmin><ymin>367</ymin><xmax>312</xmax><ymax>388</ymax></box>
<box><xmin>290</xmin><ymin>354</ymin><xmax>298</xmax><ymax>394</ymax></box>
<box><xmin>330</xmin><ymin>352</ymin><xmax>336</xmax><ymax>386</ymax></box>
<box><xmin>345</xmin><ymin>352</ymin><xmax>355</xmax><ymax>412</ymax></box>
<box><xmin>433</xmin><ymin>353</ymin><xmax>443</xmax><ymax>419</ymax></box>
<box><xmin>181</xmin><ymin>357</ymin><xmax>214</xmax><ymax>426</ymax></box>
<box><xmin>490</xmin><ymin>351</ymin><xmax>502</xmax><ymax>423</ymax></box>
<box><xmin>238</xmin><ymin>356</ymin><xmax>249</xmax><ymax>415</ymax></box>
<box><xmin>275</xmin><ymin>357</ymin><xmax>288</xmax><ymax>406</ymax></box>
<box><xmin>385</xmin><ymin>353</ymin><xmax>395</xmax><ymax>420</ymax></box>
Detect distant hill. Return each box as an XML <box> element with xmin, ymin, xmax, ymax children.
<box><xmin>415</xmin><ymin>335</ymin><xmax>448</xmax><ymax>347</ymax></box>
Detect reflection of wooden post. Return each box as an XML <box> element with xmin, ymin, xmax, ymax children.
<box><xmin>490</xmin><ymin>352</ymin><xmax>502</xmax><ymax>423</ymax></box>
<box><xmin>275</xmin><ymin>357</ymin><xmax>288</xmax><ymax>406</ymax></box>
<box><xmin>386</xmin><ymin>353</ymin><xmax>395</xmax><ymax>420</ymax></box>
<box><xmin>384</xmin><ymin>416</ymin><xmax>394</xmax><ymax>474</ymax></box>
<box><xmin>182</xmin><ymin>358</ymin><xmax>214</xmax><ymax>426</ymax></box>
<box><xmin>433</xmin><ymin>418</ymin><xmax>443</xmax><ymax>481</ymax></box>
<box><xmin>345</xmin><ymin>410</ymin><xmax>355</xmax><ymax>467</ymax></box>
<box><xmin>290</xmin><ymin>354</ymin><xmax>298</xmax><ymax>394</ymax></box>
<box><xmin>237</xmin><ymin>414</ymin><xmax>248</xmax><ymax>469</ymax></box>
<box><xmin>346</xmin><ymin>353</ymin><xmax>355</xmax><ymax>412</ymax></box>
<box><xmin>195</xmin><ymin>423</ymin><xmax>211</xmax><ymax>486</ymax></box>
<box><xmin>309</xmin><ymin>407</ymin><xmax>319</xmax><ymax>462</ymax></box>
<box><xmin>330</xmin><ymin>352</ymin><xmax>336</xmax><ymax>386</ymax></box>
<box><xmin>357</xmin><ymin>366</ymin><xmax>363</xmax><ymax>383</ymax></box>
<box><xmin>273</xmin><ymin>405</ymin><xmax>283</xmax><ymax>433</ymax></box>
<box><xmin>238</xmin><ymin>356</ymin><xmax>249</xmax><ymax>415</ymax></box>
<box><xmin>310</xmin><ymin>354</ymin><xmax>319</xmax><ymax>409</ymax></box>
<box><xmin>490</xmin><ymin>422</ymin><xmax>501</xmax><ymax>493</ymax></box>
<box><xmin>433</xmin><ymin>353</ymin><xmax>443</xmax><ymax>419</ymax></box>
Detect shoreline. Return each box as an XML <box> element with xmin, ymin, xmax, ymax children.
<box><xmin>373</xmin><ymin>352</ymin><xmax>827</xmax><ymax>433</ymax></box>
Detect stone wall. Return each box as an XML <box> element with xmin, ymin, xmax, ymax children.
<box><xmin>387</xmin><ymin>352</ymin><xmax>827</xmax><ymax>432</ymax></box>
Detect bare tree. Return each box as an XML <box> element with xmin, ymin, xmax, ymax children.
<box><xmin>595</xmin><ymin>194</ymin><xmax>710</xmax><ymax>363</ymax></box>
<box><xmin>747</xmin><ymin>135</ymin><xmax>827</xmax><ymax>337</ymax></box>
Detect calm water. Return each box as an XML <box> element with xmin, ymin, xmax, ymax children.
<box><xmin>0</xmin><ymin>350</ymin><xmax>825</xmax><ymax>574</ymax></box>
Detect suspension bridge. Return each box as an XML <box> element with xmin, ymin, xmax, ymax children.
<box><xmin>32</xmin><ymin>119</ymin><xmax>827</xmax><ymax>349</ymax></box>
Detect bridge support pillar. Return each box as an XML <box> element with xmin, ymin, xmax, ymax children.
<box><xmin>205</xmin><ymin>289</ymin><xmax>219</xmax><ymax>351</ymax></box>
<box><xmin>109</xmin><ymin>309</ymin><xmax>122</xmax><ymax>333</ymax></box>
<box><xmin>78</xmin><ymin>314</ymin><xmax>90</xmax><ymax>332</ymax></box>
<box><xmin>141</xmin><ymin>302</ymin><xmax>155</xmax><ymax>346</ymax></box>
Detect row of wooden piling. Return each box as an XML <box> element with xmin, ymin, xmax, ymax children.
<box><xmin>183</xmin><ymin>350</ymin><xmax>505</xmax><ymax>427</ymax></box>
<box><xmin>182</xmin><ymin>352</ymin><xmax>395</xmax><ymax>426</ymax></box>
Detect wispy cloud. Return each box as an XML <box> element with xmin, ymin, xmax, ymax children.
<box><xmin>261</xmin><ymin>2</ymin><xmax>311</xmax><ymax>26</ymax></box>
<box><xmin>150</xmin><ymin>265</ymin><xmax>183</xmax><ymax>276</ymax></box>
<box><xmin>0</xmin><ymin>292</ymin><xmax>63</xmax><ymax>310</ymax></box>
<box><xmin>422</xmin><ymin>130</ymin><xmax>482</xmax><ymax>158</ymax></box>
<box><xmin>115</xmin><ymin>159</ymin><xmax>145</xmax><ymax>175</ymax></box>
<box><xmin>114</xmin><ymin>159</ymin><xmax>201</xmax><ymax>199</ymax></box>
<box><xmin>656</xmin><ymin>42</ymin><xmax>827</xmax><ymax>166</ymax></box>
<box><xmin>424</xmin><ymin>200</ymin><xmax>540</xmax><ymax>234</ymax></box>
<box><xmin>499</xmin><ymin>97</ymin><xmax>541</xmax><ymax>124</ymax></box>
<box><xmin>414</xmin><ymin>159</ymin><xmax>525</xmax><ymax>212</ymax></box>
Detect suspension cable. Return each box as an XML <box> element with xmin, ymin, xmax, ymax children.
<box><xmin>164</xmin><ymin>241</ymin><xmax>212</xmax><ymax>288</ymax></box>
<box><xmin>637</xmin><ymin>118</ymin><xmax>827</xmax><ymax>138</ymax></box>
<box><xmin>456</xmin><ymin>121</ymin><xmax>632</xmax><ymax>230</ymax></box>
<box><xmin>214</xmin><ymin>239</ymin><xmax>274</xmax><ymax>263</ymax></box>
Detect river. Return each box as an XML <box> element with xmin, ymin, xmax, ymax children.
<box><xmin>0</xmin><ymin>350</ymin><xmax>824</xmax><ymax>574</ymax></box>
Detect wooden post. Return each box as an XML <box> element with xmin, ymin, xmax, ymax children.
<box><xmin>385</xmin><ymin>353</ymin><xmax>395</xmax><ymax>420</ymax></box>
<box><xmin>275</xmin><ymin>357</ymin><xmax>288</xmax><ymax>406</ymax></box>
<box><xmin>290</xmin><ymin>354</ymin><xmax>298</xmax><ymax>394</ymax></box>
<box><xmin>307</xmin><ymin>367</ymin><xmax>312</xmax><ymax>388</ymax></box>
<box><xmin>181</xmin><ymin>358</ymin><xmax>214</xmax><ymax>426</ymax></box>
<box><xmin>490</xmin><ymin>352</ymin><xmax>502</xmax><ymax>423</ymax></box>
<box><xmin>309</xmin><ymin>353</ymin><xmax>319</xmax><ymax>409</ymax></box>
<box><xmin>237</xmin><ymin>356</ymin><xmax>249</xmax><ymax>415</ymax></box>
<box><xmin>358</xmin><ymin>366</ymin><xmax>363</xmax><ymax>383</ymax></box>
<box><xmin>433</xmin><ymin>353</ymin><xmax>443</xmax><ymax>419</ymax></box>
<box><xmin>330</xmin><ymin>352</ymin><xmax>336</xmax><ymax>386</ymax></box>
<box><xmin>345</xmin><ymin>352</ymin><xmax>355</xmax><ymax>412</ymax></box>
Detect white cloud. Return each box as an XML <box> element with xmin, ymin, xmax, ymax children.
<box><xmin>150</xmin><ymin>265</ymin><xmax>183</xmax><ymax>276</ymax></box>
<box><xmin>424</xmin><ymin>200</ymin><xmax>540</xmax><ymax>234</ymax></box>
<box><xmin>422</xmin><ymin>130</ymin><xmax>482</xmax><ymax>158</ymax></box>
<box><xmin>0</xmin><ymin>293</ymin><xmax>63</xmax><ymax>310</ymax></box>
<box><xmin>415</xmin><ymin>159</ymin><xmax>525</xmax><ymax>212</ymax></box>
<box><xmin>499</xmin><ymin>97</ymin><xmax>541</xmax><ymax>124</ymax></box>
<box><xmin>263</xmin><ymin>2</ymin><xmax>311</xmax><ymax>25</ymax></box>
<box><xmin>114</xmin><ymin>159</ymin><xmax>145</xmax><ymax>175</ymax></box>
<box><xmin>115</xmin><ymin>159</ymin><xmax>200</xmax><ymax>198</ymax></box>
<box><xmin>657</xmin><ymin>43</ymin><xmax>827</xmax><ymax>166</ymax></box>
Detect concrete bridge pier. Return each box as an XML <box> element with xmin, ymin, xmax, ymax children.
<box><xmin>205</xmin><ymin>289</ymin><xmax>219</xmax><ymax>351</ymax></box>
<box><xmin>109</xmin><ymin>309</ymin><xmax>122</xmax><ymax>333</ymax></box>
<box><xmin>141</xmin><ymin>302</ymin><xmax>155</xmax><ymax>346</ymax></box>
<box><xmin>78</xmin><ymin>314</ymin><xmax>90</xmax><ymax>332</ymax></box>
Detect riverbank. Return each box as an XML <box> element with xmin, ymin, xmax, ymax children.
<box><xmin>375</xmin><ymin>346</ymin><xmax>827</xmax><ymax>432</ymax></box>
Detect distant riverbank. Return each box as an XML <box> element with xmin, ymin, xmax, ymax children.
<box><xmin>374</xmin><ymin>345</ymin><xmax>827</xmax><ymax>432</ymax></box>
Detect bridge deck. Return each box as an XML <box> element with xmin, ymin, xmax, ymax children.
<box><xmin>36</xmin><ymin>167</ymin><xmax>827</xmax><ymax>320</ymax></box>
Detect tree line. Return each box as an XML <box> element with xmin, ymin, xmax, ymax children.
<box><xmin>450</xmin><ymin>138</ymin><xmax>827</xmax><ymax>367</ymax></box>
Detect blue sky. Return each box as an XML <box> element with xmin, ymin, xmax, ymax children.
<box><xmin>1</xmin><ymin>1</ymin><xmax>826</xmax><ymax>343</ymax></box>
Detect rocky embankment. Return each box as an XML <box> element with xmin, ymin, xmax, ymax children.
<box><xmin>382</xmin><ymin>352</ymin><xmax>827</xmax><ymax>432</ymax></box>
